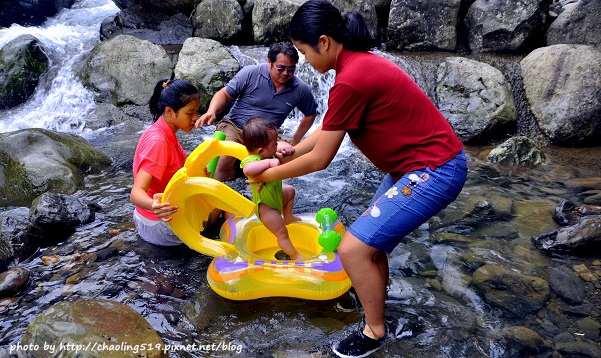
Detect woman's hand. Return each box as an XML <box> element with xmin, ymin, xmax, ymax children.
<box><xmin>151</xmin><ymin>193</ymin><xmax>178</xmax><ymax>222</ymax></box>
<box><xmin>195</xmin><ymin>112</ymin><xmax>216</xmax><ymax>128</ymax></box>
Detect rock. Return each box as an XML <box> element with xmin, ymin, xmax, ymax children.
<box><xmin>78</xmin><ymin>34</ymin><xmax>172</xmax><ymax>106</ymax></box>
<box><xmin>100</xmin><ymin>6</ymin><xmax>193</xmax><ymax>45</ymax></box>
<box><xmin>546</xmin><ymin>0</ymin><xmax>601</xmax><ymax>47</ymax></box>
<box><xmin>251</xmin><ymin>0</ymin><xmax>377</xmax><ymax>45</ymax></box>
<box><xmin>465</xmin><ymin>0</ymin><xmax>548</xmax><ymax>52</ymax></box>
<box><xmin>21</xmin><ymin>298</ymin><xmax>167</xmax><ymax>358</ymax></box>
<box><xmin>576</xmin><ymin>317</ymin><xmax>601</xmax><ymax>341</ymax></box>
<box><xmin>191</xmin><ymin>0</ymin><xmax>245</xmax><ymax>44</ymax></box>
<box><xmin>552</xmin><ymin>199</ymin><xmax>601</xmax><ymax>226</ymax></box>
<box><xmin>471</xmin><ymin>264</ymin><xmax>550</xmax><ymax>317</ymax></box>
<box><xmin>0</xmin><ymin>0</ymin><xmax>76</xmax><ymax>27</ymax></box>
<box><xmin>532</xmin><ymin>215</ymin><xmax>601</xmax><ymax>253</ymax></box>
<box><xmin>555</xmin><ymin>341</ymin><xmax>601</xmax><ymax>357</ymax></box>
<box><xmin>548</xmin><ymin>266</ymin><xmax>586</xmax><ymax>305</ymax></box>
<box><xmin>0</xmin><ymin>207</ymin><xmax>45</xmax><ymax>271</ymax></box>
<box><xmin>0</xmin><ymin>129</ymin><xmax>112</xmax><ymax>207</ymax></box>
<box><xmin>112</xmin><ymin>0</ymin><xmax>197</xmax><ymax>15</ymax></box>
<box><xmin>521</xmin><ymin>44</ymin><xmax>601</xmax><ymax>146</ymax></box>
<box><xmin>493</xmin><ymin>326</ymin><xmax>552</xmax><ymax>357</ymax></box>
<box><xmin>0</xmin><ymin>267</ymin><xmax>30</xmax><ymax>298</ymax></box>
<box><xmin>29</xmin><ymin>192</ymin><xmax>96</xmax><ymax>238</ymax></box>
<box><xmin>386</xmin><ymin>0</ymin><xmax>461</xmax><ymax>51</ymax></box>
<box><xmin>173</xmin><ymin>38</ymin><xmax>240</xmax><ymax>110</ymax></box>
<box><xmin>0</xmin><ymin>35</ymin><xmax>49</xmax><ymax>110</ymax></box>
<box><xmin>487</xmin><ymin>136</ymin><xmax>546</xmax><ymax>165</ymax></box>
<box><xmin>435</xmin><ymin>57</ymin><xmax>516</xmax><ymax>143</ymax></box>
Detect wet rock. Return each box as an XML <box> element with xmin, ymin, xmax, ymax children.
<box><xmin>532</xmin><ymin>215</ymin><xmax>601</xmax><ymax>253</ymax></box>
<box><xmin>493</xmin><ymin>326</ymin><xmax>552</xmax><ymax>357</ymax></box>
<box><xmin>521</xmin><ymin>44</ymin><xmax>601</xmax><ymax>146</ymax></box>
<box><xmin>577</xmin><ymin>317</ymin><xmax>601</xmax><ymax>341</ymax></box>
<box><xmin>21</xmin><ymin>298</ymin><xmax>167</xmax><ymax>358</ymax></box>
<box><xmin>435</xmin><ymin>57</ymin><xmax>516</xmax><ymax>143</ymax></box>
<box><xmin>0</xmin><ymin>35</ymin><xmax>49</xmax><ymax>110</ymax></box>
<box><xmin>0</xmin><ymin>129</ymin><xmax>112</xmax><ymax>207</ymax></box>
<box><xmin>0</xmin><ymin>267</ymin><xmax>30</xmax><ymax>298</ymax></box>
<box><xmin>552</xmin><ymin>199</ymin><xmax>601</xmax><ymax>226</ymax></box>
<box><xmin>29</xmin><ymin>193</ymin><xmax>95</xmax><ymax>233</ymax></box>
<box><xmin>553</xmin><ymin>331</ymin><xmax>576</xmax><ymax>343</ymax></box>
<box><xmin>555</xmin><ymin>341</ymin><xmax>601</xmax><ymax>357</ymax></box>
<box><xmin>564</xmin><ymin>303</ymin><xmax>596</xmax><ymax>317</ymax></box>
<box><xmin>0</xmin><ymin>207</ymin><xmax>45</xmax><ymax>271</ymax></box>
<box><xmin>548</xmin><ymin>266</ymin><xmax>586</xmax><ymax>305</ymax></box>
<box><xmin>471</xmin><ymin>264</ymin><xmax>550</xmax><ymax>317</ymax></box>
<box><xmin>487</xmin><ymin>136</ymin><xmax>546</xmax><ymax>166</ymax></box>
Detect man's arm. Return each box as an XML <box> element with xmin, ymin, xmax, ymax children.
<box><xmin>195</xmin><ymin>88</ymin><xmax>234</xmax><ymax>127</ymax></box>
<box><xmin>286</xmin><ymin>113</ymin><xmax>316</xmax><ymax>146</ymax></box>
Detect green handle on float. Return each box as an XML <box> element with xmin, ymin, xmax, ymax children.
<box><xmin>206</xmin><ymin>131</ymin><xmax>226</xmax><ymax>178</ymax></box>
<box><xmin>316</xmin><ymin>208</ymin><xmax>342</xmax><ymax>252</ymax></box>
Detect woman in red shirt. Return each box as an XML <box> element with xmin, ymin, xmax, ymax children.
<box><xmin>130</xmin><ymin>79</ymin><xmax>200</xmax><ymax>246</ymax></box>
<box><xmin>252</xmin><ymin>1</ymin><xmax>468</xmax><ymax>357</ymax></box>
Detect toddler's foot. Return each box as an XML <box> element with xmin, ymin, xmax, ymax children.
<box><xmin>284</xmin><ymin>215</ymin><xmax>302</xmax><ymax>225</ymax></box>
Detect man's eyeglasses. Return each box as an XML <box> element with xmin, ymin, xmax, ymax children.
<box><xmin>275</xmin><ymin>65</ymin><xmax>296</xmax><ymax>73</ymax></box>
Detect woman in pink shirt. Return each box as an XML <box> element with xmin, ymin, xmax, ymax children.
<box><xmin>130</xmin><ymin>79</ymin><xmax>200</xmax><ymax>246</ymax></box>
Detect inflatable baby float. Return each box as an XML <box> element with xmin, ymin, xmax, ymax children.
<box><xmin>162</xmin><ymin>137</ymin><xmax>351</xmax><ymax>300</ymax></box>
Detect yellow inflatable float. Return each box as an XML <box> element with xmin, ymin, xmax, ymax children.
<box><xmin>162</xmin><ymin>137</ymin><xmax>351</xmax><ymax>300</ymax></box>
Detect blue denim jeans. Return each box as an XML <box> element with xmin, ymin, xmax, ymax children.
<box><xmin>348</xmin><ymin>150</ymin><xmax>467</xmax><ymax>253</ymax></box>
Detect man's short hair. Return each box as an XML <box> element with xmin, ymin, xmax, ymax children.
<box><xmin>267</xmin><ymin>42</ymin><xmax>299</xmax><ymax>64</ymax></box>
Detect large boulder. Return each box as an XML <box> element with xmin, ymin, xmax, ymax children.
<box><xmin>386</xmin><ymin>0</ymin><xmax>461</xmax><ymax>51</ymax></box>
<box><xmin>0</xmin><ymin>129</ymin><xmax>111</xmax><ymax>207</ymax></box>
<box><xmin>100</xmin><ymin>5</ymin><xmax>193</xmax><ymax>45</ymax></box>
<box><xmin>546</xmin><ymin>0</ymin><xmax>601</xmax><ymax>47</ymax></box>
<box><xmin>0</xmin><ymin>35</ymin><xmax>49</xmax><ymax>110</ymax></box>
<box><xmin>521</xmin><ymin>44</ymin><xmax>601</xmax><ymax>146</ymax></box>
<box><xmin>174</xmin><ymin>38</ymin><xmax>240</xmax><ymax>111</ymax></box>
<box><xmin>464</xmin><ymin>0</ymin><xmax>549</xmax><ymax>52</ymax></box>
<box><xmin>78</xmin><ymin>35</ymin><xmax>172</xmax><ymax>106</ymax></box>
<box><xmin>191</xmin><ymin>0</ymin><xmax>245</xmax><ymax>44</ymax></box>
<box><xmin>111</xmin><ymin>0</ymin><xmax>197</xmax><ymax>15</ymax></box>
<box><xmin>21</xmin><ymin>299</ymin><xmax>167</xmax><ymax>358</ymax></box>
<box><xmin>435</xmin><ymin>56</ymin><xmax>516</xmax><ymax>143</ymax></box>
<box><xmin>251</xmin><ymin>0</ymin><xmax>377</xmax><ymax>45</ymax></box>
<box><xmin>0</xmin><ymin>0</ymin><xmax>77</xmax><ymax>27</ymax></box>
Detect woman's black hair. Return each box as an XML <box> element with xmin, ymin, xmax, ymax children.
<box><xmin>242</xmin><ymin>116</ymin><xmax>278</xmax><ymax>152</ymax></box>
<box><xmin>149</xmin><ymin>79</ymin><xmax>200</xmax><ymax>122</ymax></box>
<box><xmin>289</xmin><ymin>0</ymin><xmax>373</xmax><ymax>52</ymax></box>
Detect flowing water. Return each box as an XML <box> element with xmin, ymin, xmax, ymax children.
<box><xmin>2</xmin><ymin>1</ymin><xmax>601</xmax><ymax>357</ymax></box>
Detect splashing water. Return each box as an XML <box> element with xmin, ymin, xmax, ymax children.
<box><xmin>0</xmin><ymin>0</ymin><xmax>119</xmax><ymax>133</ymax></box>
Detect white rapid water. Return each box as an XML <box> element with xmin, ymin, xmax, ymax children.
<box><xmin>0</xmin><ymin>0</ymin><xmax>119</xmax><ymax>134</ymax></box>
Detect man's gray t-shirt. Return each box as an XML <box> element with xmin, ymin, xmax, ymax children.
<box><xmin>224</xmin><ymin>63</ymin><xmax>317</xmax><ymax>129</ymax></box>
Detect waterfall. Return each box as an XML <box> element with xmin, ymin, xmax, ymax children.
<box><xmin>0</xmin><ymin>0</ymin><xmax>119</xmax><ymax>134</ymax></box>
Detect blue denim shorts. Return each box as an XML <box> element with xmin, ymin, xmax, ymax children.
<box><xmin>348</xmin><ymin>150</ymin><xmax>467</xmax><ymax>253</ymax></box>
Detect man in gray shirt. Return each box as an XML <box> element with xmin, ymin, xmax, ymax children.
<box><xmin>196</xmin><ymin>42</ymin><xmax>317</xmax><ymax>181</ymax></box>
